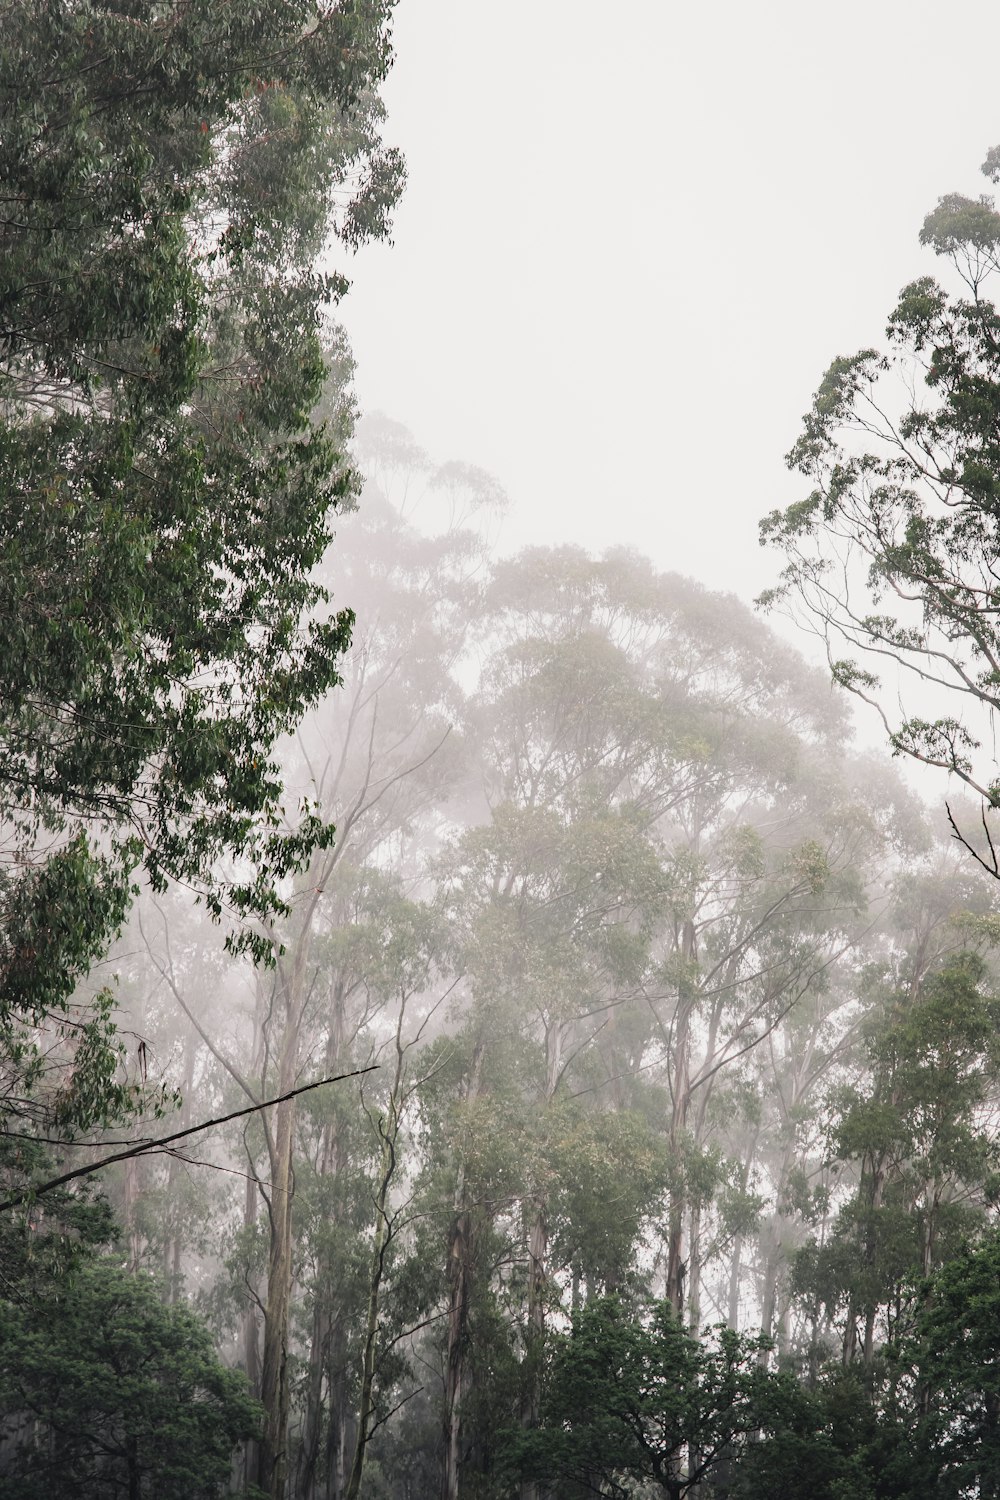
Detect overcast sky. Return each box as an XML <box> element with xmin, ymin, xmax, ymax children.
<box><xmin>339</xmin><ymin>0</ymin><xmax>1000</xmax><ymax>607</ymax></box>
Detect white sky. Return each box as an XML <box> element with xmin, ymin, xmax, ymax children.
<box><xmin>340</xmin><ymin>0</ymin><xmax>1000</xmax><ymax>606</ymax></box>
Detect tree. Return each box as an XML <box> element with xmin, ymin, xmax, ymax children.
<box><xmin>813</xmin><ymin>954</ymin><xmax>1000</xmax><ymax>1370</ymax></box>
<box><xmin>511</xmin><ymin>1297</ymin><xmax>788</xmax><ymax>1500</ymax></box>
<box><xmin>760</xmin><ymin>142</ymin><xmax>1000</xmax><ymax>870</ymax></box>
<box><xmin>0</xmin><ymin>1258</ymin><xmax>261</xmax><ymax>1499</ymax></box>
<box><xmin>0</xmin><ymin>1</ymin><xmax>403</xmax><ymax>1135</ymax></box>
<box><xmin>912</xmin><ymin>1231</ymin><xmax>1000</xmax><ymax>1499</ymax></box>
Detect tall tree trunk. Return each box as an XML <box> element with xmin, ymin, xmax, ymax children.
<box><xmin>255</xmin><ymin>872</ymin><xmax>326</xmax><ymax>1498</ymax></box>
<box><xmin>325</xmin><ymin>1340</ymin><xmax>351</xmax><ymax>1500</ymax></box>
<box><xmin>243</xmin><ymin>1169</ymin><xmax>264</xmax><ymax>1492</ymax></box>
<box><xmin>345</xmin><ymin>1018</ymin><xmax>407</xmax><ymax>1500</ymax></box>
<box><xmin>519</xmin><ymin>1201</ymin><xmax>548</xmax><ymax>1500</ymax></box>
<box><xmin>122</xmin><ymin>1155</ymin><xmax>141</xmax><ymax>1272</ymax></box>
<box><xmin>686</xmin><ymin>1199</ymin><xmax>702</xmax><ymax>1337</ymax></box>
<box><xmin>442</xmin><ymin>1194</ymin><xmax>474</xmax><ymax>1500</ymax></box>
<box><xmin>441</xmin><ymin>1042</ymin><xmax>483</xmax><ymax>1500</ymax></box>
<box><xmin>298</xmin><ymin>1019</ymin><xmax>348</xmax><ymax>1500</ymax></box>
<box><xmin>257</xmin><ymin>1087</ymin><xmax>297</xmax><ymax>1499</ymax></box>
<box><xmin>666</xmin><ymin>921</ymin><xmax>696</xmax><ymax>1318</ymax></box>
<box><xmin>297</xmin><ymin>1302</ymin><xmax>331</xmax><ymax>1500</ymax></box>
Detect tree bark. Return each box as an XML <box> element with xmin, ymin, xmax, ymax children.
<box><xmin>442</xmin><ymin>1195</ymin><xmax>474</xmax><ymax>1500</ymax></box>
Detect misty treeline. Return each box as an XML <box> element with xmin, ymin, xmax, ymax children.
<box><xmin>5</xmin><ymin>5</ymin><xmax>1000</xmax><ymax>1499</ymax></box>
<box><xmin>10</xmin><ymin>399</ymin><xmax>1000</xmax><ymax>1500</ymax></box>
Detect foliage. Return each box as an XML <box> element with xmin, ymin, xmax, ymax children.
<box><xmin>0</xmin><ymin>1258</ymin><xmax>262</xmax><ymax>1499</ymax></box>
<box><xmin>508</xmin><ymin>1296</ymin><xmax>792</xmax><ymax>1499</ymax></box>
<box><xmin>0</xmin><ymin>0</ymin><xmax>403</xmax><ymax>1134</ymax></box>
<box><xmin>910</xmin><ymin>1231</ymin><xmax>1000</xmax><ymax>1498</ymax></box>
<box><xmin>760</xmin><ymin>142</ymin><xmax>1000</xmax><ymax>856</ymax></box>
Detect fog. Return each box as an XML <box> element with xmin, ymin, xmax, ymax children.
<box><xmin>341</xmin><ymin>0</ymin><xmax>1000</xmax><ymax>599</ymax></box>
<box><xmin>6</xmin><ymin>6</ymin><xmax>1000</xmax><ymax>1500</ymax></box>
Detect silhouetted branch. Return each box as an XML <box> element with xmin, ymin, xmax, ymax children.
<box><xmin>0</xmin><ymin>1067</ymin><xmax>378</xmax><ymax>1213</ymax></box>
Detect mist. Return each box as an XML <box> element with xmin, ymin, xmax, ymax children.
<box><xmin>5</xmin><ymin>6</ymin><xmax>1000</xmax><ymax>1500</ymax></box>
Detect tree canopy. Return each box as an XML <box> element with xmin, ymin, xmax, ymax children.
<box><xmin>761</xmin><ymin>143</ymin><xmax>1000</xmax><ymax>871</ymax></box>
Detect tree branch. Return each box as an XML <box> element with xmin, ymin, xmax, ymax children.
<box><xmin>0</xmin><ymin>1067</ymin><xmax>378</xmax><ymax>1213</ymax></box>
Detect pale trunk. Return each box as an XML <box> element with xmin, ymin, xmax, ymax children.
<box><xmin>122</xmin><ymin>1156</ymin><xmax>140</xmax><ymax>1272</ymax></box>
<box><xmin>666</xmin><ymin>921</ymin><xmax>696</xmax><ymax>1318</ymax></box>
<box><xmin>346</xmin><ymin>1104</ymin><xmax>395</xmax><ymax>1500</ymax></box>
<box><xmin>519</xmin><ymin>1205</ymin><xmax>548</xmax><ymax>1500</ymax></box>
<box><xmin>257</xmin><ymin>1088</ymin><xmax>296</xmax><ymax>1499</ymax></box>
<box><xmin>345</xmin><ymin>1024</ymin><xmax>405</xmax><ymax>1500</ymax></box>
<box><xmin>441</xmin><ymin>1044</ymin><xmax>483</xmax><ymax>1500</ymax></box>
<box><xmin>686</xmin><ymin>1199</ymin><xmax>702</xmax><ymax>1337</ymax></box>
<box><xmin>442</xmin><ymin>1194</ymin><xmax>473</xmax><ymax>1500</ymax></box>
<box><xmin>520</xmin><ymin>1024</ymin><xmax>559</xmax><ymax>1500</ymax></box>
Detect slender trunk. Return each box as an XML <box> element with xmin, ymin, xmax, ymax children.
<box><xmin>759</xmin><ymin>1232</ymin><xmax>780</xmax><ymax>1355</ymax></box>
<box><xmin>345</xmin><ymin>1022</ymin><xmax>406</xmax><ymax>1500</ymax></box>
<box><xmin>243</xmin><ymin>1170</ymin><xmax>264</xmax><ymax>1490</ymax></box>
<box><xmin>257</xmin><ymin>1089</ymin><xmax>296</xmax><ymax>1499</ymax></box>
<box><xmin>441</xmin><ymin>1043</ymin><xmax>483</xmax><ymax>1500</ymax></box>
<box><xmin>727</xmin><ymin>1126</ymin><xmax>760</xmax><ymax>1330</ymax></box>
<box><xmin>686</xmin><ymin>1199</ymin><xmax>702</xmax><ymax>1337</ymax></box>
<box><xmin>161</xmin><ymin>1033</ymin><xmax>196</xmax><ymax>1300</ymax></box>
<box><xmin>256</xmin><ymin>870</ymin><xmax>325</xmax><ymax>1499</ymax></box>
<box><xmin>860</xmin><ymin>1153</ymin><xmax>887</xmax><ymax>1373</ymax></box>
<box><xmin>843</xmin><ymin>1304</ymin><xmax>858</xmax><ymax>1367</ymax></box>
<box><xmin>122</xmin><ymin>1155</ymin><xmax>140</xmax><ymax>1272</ymax></box>
<box><xmin>666</xmin><ymin>922</ymin><xmax>696</xmax><ymax>1318</ymax></box>
<box><xmin>325</xmin><ymin>1341</ymin><xmax>351</xmax><ymax>1500</ymax></box>
<box><xmin>442</xmin><ymin>1194</ymin><xmax>474</xmax><ymax>1500</ymax></box>
<box><xmin>299</xmin><ymin>1047</ymin><xmax>347</xmax><ymax>1500</ymax></box>
<box><xmin>519</xmin><ymin>1203</ymin><xmax>548</xmax><ymax>1500</ymax></box>
<box><xmin>297</xmin><ymin>1302</ymin><xmax>331</xmax><ymax>1500</ymax></box>
<box><xmin>520</xmin><ymin>1021</ymin><xmax>562</xmax><ymax>1500</ymax></box>
<box><xmin>727</xmin><ymin>1233</ymin><xmax>743</xmax><ymax>1331</ymax></box>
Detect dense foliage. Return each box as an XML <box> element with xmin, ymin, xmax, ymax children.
<box><xmin>0</xmin><ymin>0</ymin><xmax>403</xmax><ymax>1140</ymax></box>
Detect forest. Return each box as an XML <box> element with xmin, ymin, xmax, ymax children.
<box><xmin>5</xmin><ymin>5</ymin><xmax>1000</xmax><ymax>1500</ymax></box>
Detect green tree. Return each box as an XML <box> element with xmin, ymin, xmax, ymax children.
<box><xmin>911</xmin><ymin>1231</ymin><xmax>1000</xmax><ymax>1499</ymax></box>
<box><xmin>793</xmin><ymin>950</ymin><xmax>1000</xmax><ymax>1371</ymax></box>
<box><xmin>511</xmin><ymin>1297</ymin><xmax>788</xmax><ymax>1500</ymax></box>
<box><xmin>760</xmin><ymin>142</ymin><xmax>1000</xmax><ymax>869</ymax></box>
<box><xmin>0</xmin><ymin>1</ymin><xmax>402</xmax><ymax>1135</ymax></box>
<box><xmin>0</xmin><ymin>1258</ymin><xmax>261</xmax><ymax>1499</ymax></box>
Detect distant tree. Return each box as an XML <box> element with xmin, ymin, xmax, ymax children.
<box><xmin>760</xmin><ymin>144</ymin><xmax>1000</xmax><ymax>873</ymax></box>
<box><xmin>793</xmin><ymin>950</ymin><xmax>1000</xmax><ymax>1371</ymax></box>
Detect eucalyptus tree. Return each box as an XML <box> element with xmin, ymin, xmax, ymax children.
<box><xmin>760</xmin><ymin>143</ymin><xmax>1000</xmax><ymax>872</ymax></box>
<box><xmin>0</xmin><ymin>3</ymin><xmax>403</xmax><ymax>1154</ymax></box>
<box><xmin>418</xmin><ymin>547</ymin><xmax>897</xmax><ymax>1494</ymax></box>
<box><xmin>797</xmin><ymin>949</ymin><xmax>1000</xmax><ymax>1372</ymax></box>
<box><xmin>156</xmin><ymin>424</ymin><xmax>499</xmax><ymax>1499</ymax></box>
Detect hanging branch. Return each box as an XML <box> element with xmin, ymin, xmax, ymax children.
<box><xmin>0</xmin><ymin>1066</ymin><xmax>378</xmax><ymax>1213</ymax></box>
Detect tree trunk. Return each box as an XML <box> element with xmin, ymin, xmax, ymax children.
<box><xmin>441</xmin><ymin>1043</ymin><xmax>483</xmax><ymax>1500</ymax></box>
<box><xmin>519</xmin><ymin>1201</ymin><xmax>548</xmax><ymax>1500</ymax></box>
<box><xmin>442</xmin><ymin>1196</ymin><xmax>474</xmax><ymax>1500</ymax></box>
<box><xmin>257</xmin><ymin>1088</ymin><xmax>296</xmax><ymax>1499</ymax></box>
<box><xmin>297</xmin><ymin>1301</ymin><xmax>331</xmax><ymax>1500</ymax></box>
<box><xmin>687</xmin><ymin>1199</ymin><xmax>702</xmax><ymax>1338</ymax></box>
<box><xmin>345</xmin><ymin>1020</ymin><xmax>406</xmax><ymax>1500</ymax></box>
<box><xmin>666</xmin><ymin>922</ymin><xmax>696</xmax><ymax>1318</ymax></box>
